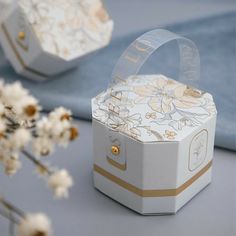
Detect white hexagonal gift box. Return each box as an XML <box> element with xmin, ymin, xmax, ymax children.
<box><xmin>91</xmin><ymin>29</ymin><xmax>217</xmax><ymax>214</ymax></box>
<box><xmin>0</xmin><ymin>0</ymin><xmax>113</xmax><ymax>80</ymax></box>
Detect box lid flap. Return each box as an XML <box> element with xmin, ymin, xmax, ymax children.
<box><xmin>16</xmin><ymin>0</ymin><xmax>113</xmax><ymax>60</ymax></box>
<box><xmin>92</xmin><ymin>74</ymin><xmax>216</xmax><ymax>143</ymax></box>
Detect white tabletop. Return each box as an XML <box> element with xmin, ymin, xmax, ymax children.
<box><xmin>0</xmin><ymin>1</ymin><xmax>236</xmax><ymax>235</ymax></box>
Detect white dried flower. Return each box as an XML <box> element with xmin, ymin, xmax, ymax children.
<box><xmin>32</xmin><ymin>137</ymin><xmax>54</xmax><ymax>156</ymax></box>
<box><xmin>4</xmin><ymin>154</ymin><xmax>22</xmax><ymax>176</ymax></box>
<box><xmin>14</xmin><ymin>95</ymin><xmax>40</xmax><ymax>120</ymax></box>
<box><xmin>0</xmin><ymin>147</ymin><xmax>7</xmax><ymax>162</ymax></box>
<box><xmin>10</xmin><ymin>128</ymin><xmax>31</xmax><ymax>150</ymax></box>
<box><xmin>18</xmin><ymin>213</ymin><xmax>52</xmax><ymax>236</ymax></box>
<box><xmin>1</xmin><ymin>81</ymin><xmax>40</xmax><ymax>120</ymax></box>
<box><xmin>36</xmin><ymin>116</ymin><xmax>71</xmax><ymax>142</ymax></box>
<box><xmin>55</xmin><ymin>122</ymin><xmax>78</xmax><ymax>147</ymax></box>
<box><xmin>48</xmin><ymin>169</ymin><xmax>73</xmax><ymax>199</ymax></box>
<box><xmin>49</xmin><ymin>107</ymin><xmax>72</xmax><ymax>122</ymax></box>
<box><xmin>0</xmin><ymin>79</ymin><xmax>77</xmax><ymax>199</ymax></box>
<box><xmin>50</xmin><ymin>120</ymin><xmax>71</xmax><ymax>146</ymax></box>
<box><xmin>36</xmin><ymin>115</ymin><xmax>78</xmax><ymax>148</ymax></box>
<box><xmin>2</xmin><ymin>82</ymin><xmax>28</xmax><ymax>104</ymax></box>
<box><xmin>0</xmin><ymin>103</ymin><xmax>4</xmax><ymax>116</ymax></box>
<box><xmin>0</xmin><ymin>119</ymin><xmax>6</xmax><ymax>135</ymax></box>
<box><xmin>36</xmin><ymin>117</ymin><xmax>53</xmax><ymax>137</ymax></box>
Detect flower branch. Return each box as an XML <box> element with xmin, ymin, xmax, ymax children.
<box><xmin>0</xmin><ymin>197</ymin><xmax>25</xmax><ymax>218</ymax></box>
<box><xmin>1</xmin><ymin>196</ymin><xmax>52</xmax><ymax>236</ymax></box>
<box><xmin>21</xmin><ymin>149</ymin><xmax>52</xmax><ymax>175</ymax></box>
<box><xmin>0</xmin><ymin>80</ymin><xmax>78</xmax><ymax>199</ymax></box>
<box><xmin>0</xmin><ymin>79</ymin><xmax>79</xmax><ymax>235</ymax></box>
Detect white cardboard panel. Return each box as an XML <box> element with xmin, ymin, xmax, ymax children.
<box><xmin>0</xmin><ymin>1</ymin><xmax>113</xmax><ymax>80</ymax></box>
<box><xmin>92</xmin><ymin>115</ymin><xmax>216</xmax><ymax>214</ymax></box>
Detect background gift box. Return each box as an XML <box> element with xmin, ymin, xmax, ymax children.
<box><xmin>0</xmin><ymin>0</ymin><xmax>113</xmax><ymax>80</ymax></box>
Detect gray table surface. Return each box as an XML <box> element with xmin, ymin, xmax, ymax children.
<box><xmin>1</xmin><ymin>1</ymin><xmax>236</xmax><ymax>236</ymax></box>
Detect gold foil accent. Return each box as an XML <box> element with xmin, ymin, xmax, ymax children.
<box><xmin>184</xmin><ymin>86</ymin><xmax>203</xmax><ymax>98</ymax></box>
<box><xmin>1</xmin><ymin>23</ymin><xmax>48</xmax><ymax>79</ymax></box>
<box><xmin>94</xmin><ymin>160</ymin><xmax>212</xmax><ymax>197</ymax></box>
<box><xmin>16</xmin><ymin>40</ymin><xmax>29</xmax><ymax>52</ymax></box>
<box><xmin>133</xmin><ymin>41</ymin><xmax>151</xmax><ymax>52</ymax></box>
<box><xmin>124</xmin><ymin>53</ymin><xmax>139</xmax><ymax>63</ymax></box>
<box><xmin>188</xmin><ymin>129</ymin><xmax>208</xmax><ymax>172</ymax></box>
<box><xmin>107</xmin><ymin>156</ymin><xmax>126</xmax><ymax>171</ymax></box>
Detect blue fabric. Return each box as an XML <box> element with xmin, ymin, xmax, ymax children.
<box><xmin>0</xmin><ymin>12</ymin><xmax>235</xmax><ymax>151</ymax></box>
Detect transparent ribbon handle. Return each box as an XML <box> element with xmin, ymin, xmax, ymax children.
<box><xmin>104</xmin><ymin>29</ymin><xmax>200</xmax><ymax>168</ymax></box>
<box><xmin>109</xmin><ymin>29</ymin><xmax>200</xmax><ymax>89</ymax></box>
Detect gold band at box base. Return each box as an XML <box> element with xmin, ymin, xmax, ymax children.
<box><xmin>107</xmin><ymin>156</ymin><xmax>127</xmax><ymax>171</ymax></box>
<box><xmin>1</xmin><ymin>23</ymin><xmax>48</xmax><ymax>79</ymax></box>
<box><xmin>94</xmin><ymin>160</ymin><xmax>212</xmax><ymax>197</ymax></box>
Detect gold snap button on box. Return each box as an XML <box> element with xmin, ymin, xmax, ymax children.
<box><xmin>18</xmin><ymin>31</ymin><xmax>25</xmax><ymax>40</ymax></box>
<box><xmin>111</xmin><ymin>145</ymin><xmax>120</xmax><ymax>155</ymax></box>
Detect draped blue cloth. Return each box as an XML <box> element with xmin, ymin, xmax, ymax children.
<box><xmin>0</xmin><ymin>12</ymin><xmax>235</xmax><ymax>151</ymax></box>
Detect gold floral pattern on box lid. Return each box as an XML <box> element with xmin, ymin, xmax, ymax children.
<box><xmin>92</xmin><ymin>74</ymin><xmax>217</xmax><ymax>143</ymax></box>
<box><xmin>18</xmin><ymin>0</ymin><xmax>113</xmax><ymax>60</ymax></box>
